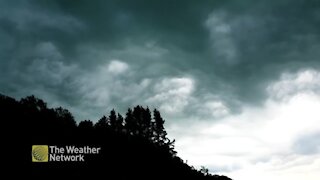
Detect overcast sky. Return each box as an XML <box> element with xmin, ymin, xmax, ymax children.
<box><xmin>1</xmin><ymin>0</ymin><xmax>320</xmax><ymax>179</ymax></box>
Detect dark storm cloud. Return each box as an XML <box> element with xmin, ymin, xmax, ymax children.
<box><xmin>200</xmin><ymin>0</ymin><xmax>320</xmax><ymax>105</ymax></box>
<box><xmin>1</xmin><ymin>0</ymin><xmax>320</xmax><ymax>120</ymax></box>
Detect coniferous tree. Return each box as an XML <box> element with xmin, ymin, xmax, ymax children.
<box><xmin>95</xmin><ymin>115</ymin><xmax>109</xmax><ymax>130</ymax></box>
<box><xmin>133</xmin><ymin>106</ymin><xmax>143</xmax><ymax>136</ymax></box>
<box><xmin>142</xmin><ymin>107</ymin><xmax>152</xmax><ymax>139</ymax></box>
<box><xmin>153</xmin><ymin>109</ymin><xmax>168</xmax><ymax>145</ymax></box>
<box><xmin>125</xmin><ymin>108</ymin><xmax>134</xmax><ymax>135</ymax></box>
<box><xmin>109</xmin><ymin>109</ymin><xmax>117</xmax><ymax>130</ymax></box>
<box><xmin>117</xmin><ymin>113</ymin><xmax>124</xmax><ymax>132</ymax></box>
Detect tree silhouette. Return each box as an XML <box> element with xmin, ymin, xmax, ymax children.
<box><xmin>117</xmin><ymin>113</ymin><xmax>124</xmax><ymax>132</ymax></box>
<box><xmin>95</xmin><ymin>115</ymin><xmax>109</xmax><ymax>130</ymax></box>
<box><xmin>54</xmin><ymin>107</ymin><xmax>76</xmax><ymax>130</ymax></box>
<box><xmin>142</xmin><ymin>107</ymin><xmax>152</xmax><ymax>140</ymax></box>
<box><xmin>124</xmin><ymin>108</ymin><xmax>134</xmax><ymax>135</ymax></box>
<box><xmin>153</xmin><ymin>109</ymin><xmax>168</xmax><ymax>146</ymax></box>
<box><xmin>109</xmin><ymin>109</ymin><xmax>117</xmax><ymax>129</ymax></box>
<box><xmin>20</xmin><ymin>95</ymin><xmax>47</xmax><ymax>112</ymax></box>
<box><xmin>133</xmin><ymin>105</ymin><xmax>144</xmax><ymax>136</ymax></box>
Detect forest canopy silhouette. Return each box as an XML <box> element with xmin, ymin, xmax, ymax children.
<box><xmin>1</xmin><ymin>94</ymin><xmax>231</xmax><ymax>179</ymax></box>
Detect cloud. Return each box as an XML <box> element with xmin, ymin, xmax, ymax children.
<box><xmin>0</xmin><ymin>0</ymin><xmax>84</xmax><ymax>32</ymax></box>
<box><xmin>2</xmin><ymin>0</ymin><xmax>320</xmax><ymax>117</ymax></box>
<box><xmin>144</xmin><ymin>77</ymin><xmax>230</xmax><ymax>119</ymax></box>
<box><xmin>34</xmin><ymin>42</ymin><xmax>63</xmax><ymax>60</ymax></box>
<box><xmin>292</xmin><ymin>132</ymin><xmax>320</xmax><ymax>155</ymax></box>
<box><xmin>200</xmin><ymin>101</ymin><xmax>230</xmax><ymax>118</ymax></box>
<box><xmin>146</xmin><ymin>77</ymin><xmax>194</xmax><ymax>115</ymax></box>
<box><xmin>107</xmin><ymin>60</ymin><xmax>129</xmax><ymax>74</ymax></box>
<box><xmin>205</xmin><ymin>11</ymin><xmax>238</xmax><ymax>65</ymax></box>
<box><xmin>73</xmin><ymin>60</ymin><xmax>148</xmax><ymax>119</ymax></box>
<box><xmin>170</xmin><ymin>69</ymin><xmax>320</xmax><ymax>180</ymax></box>
<box><xmin>267</xmin><ymin>69</ymin><xmax>320</xmax><ymax>100</ymax></box>
<box><xmin>2</xmin><ymin>41</ymin><xmax>77</xmax><ymax>94</ymax></box>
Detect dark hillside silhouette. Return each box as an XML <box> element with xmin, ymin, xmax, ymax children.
<box><xmin>1</xmin><ymin>94</ymin><xmax>231</xmax><ymax>180</ymax></box>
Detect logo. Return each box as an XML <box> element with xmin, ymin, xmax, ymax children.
<box><xmin>31</xmin><ymin>145</ymin><xmax>101</xmax><ymax>162</ymax></box>
<box><xmin>32</xmin><ymin>145</ymin><xmax>48</xmax><ymax>162</ymax></box>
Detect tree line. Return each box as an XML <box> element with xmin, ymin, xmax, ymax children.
<box><xmin>1</xmin><ymin>94</ymin><xmax>231</xmax><ymax>180</ymax></box>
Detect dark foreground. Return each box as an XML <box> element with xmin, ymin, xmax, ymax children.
<box><xmin>2</xmin><ymin>94</ymin><xmax>231</xmax><ymax>180</ymax></box>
